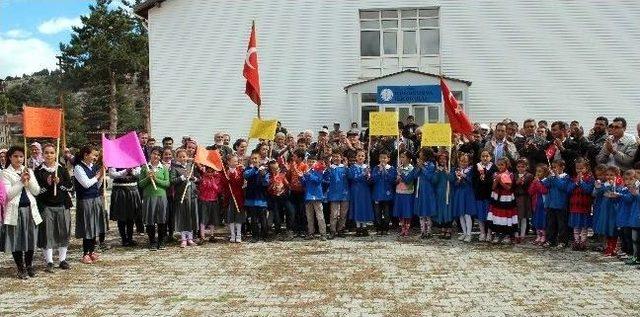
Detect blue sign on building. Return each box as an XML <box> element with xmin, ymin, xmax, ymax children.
<box><xmin>377</xmin><ymin>85</ymin><xmax>442</xmax><ymax>104</ymax></box>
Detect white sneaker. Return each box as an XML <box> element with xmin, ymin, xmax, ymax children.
<box><xmin>229</xmin><ymin>234</ymin><xmax>236</xmax><ymax>243</ymax></box>
<box><xmin>492</xmin><ymin>236</ymin><xmax>501</xmax><ymax>244</ymax></box>
<box><xmin>502</xmin><ymin>237</ymin><xmax>512</xmax><ymax>244</ymax></box>
<box><xmin>458</xmin><ymin>234</ymin><xmax>466</xmax><ymax>241</ymax></box>
<box><xmin>478</xmin><ymin>233</ymin><xmax>486</xmax><ymax>242</ymax></box>
<box><xmin>464</xmin><ymin>235</ymin><xmax>472</xmax><ymax>243</ymax></box>
<box><xmin>235</xmin><ymin>235</ymin><xmax>242</xmax><ymax>243</ymax></box>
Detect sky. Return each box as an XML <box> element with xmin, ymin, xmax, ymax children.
<box><xmin>0</xmin><ymin>0</ymin><xmax>130</xmax><ymax>78</ymax></box>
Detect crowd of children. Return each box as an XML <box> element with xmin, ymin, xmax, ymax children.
<box><xmin>2</xmin><ymin>116</ymin><xmax>640</xmax><ymax>279</ymax></box>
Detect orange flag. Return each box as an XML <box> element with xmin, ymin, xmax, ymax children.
<box><xmin>23</xmin><ymin>106</ymin><xmax>62</xmax><ymax>138</ymax></box>
<box><xmin>194</xmin><ymin>146</ymin><xmax>223</xmax><ymax>171</ymax></box>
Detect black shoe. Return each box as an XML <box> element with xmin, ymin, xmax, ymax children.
<box><xmin>121</xmin><ymin>239</ymin><xmax>129</xmax><ymax>247</ymax></box>
<box><xmin>362</xmin><ymin>229</ymin><xmax>369</xmax><ymax>237</ymax></box>
<box><xmin>59</xmin><ymin>261</ymin><xmax>70</xmax><ymax>270</ymax></box>
<box><xmin>26</xmin><ymin>266</ymin><xmax>36</xmax><ymax>278</ymax></box>
<box><xmin>328</xmin><ymin>233</ymin><xmax>335</xmax><ymax>240</ymax></box>
<box><xmin>128</xmin><ymin>240</ymin><xmax>138</xmax><ymax>247</ymax></box>
<box><xmin>208</xmin><ymin>236</ymin><xmax>217</xmax><ymax>243</ymax></box>
<box><xmin>45</xmin><ymin>262</ymin><xmax>54</xmax><ymax>273</ymax></box>
<box><xmin>148</xmin><ymin>243</ymin><xmax>158</xmax><ymax>251</ymax></box>
<box><xmin>336</xmin><ymin>231</ymin><xmax>346</xmax><ymax>238</ymax></box>
<box><xmin>17</xmin><ymin>267</ymin><xmax>27</xmax><ymax>280</ymax></box>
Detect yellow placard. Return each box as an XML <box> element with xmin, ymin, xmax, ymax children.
<box><xmin>369</xmin><ymin>112</ymin><xmax>399</xmax><ymax>136</ymax></box>
<box><xmin>421</xmin><ymin>123</ymin><xmax>452</xmax><ymax>146</ymax></box>
<box><xmin>248</xmin><ymin>118</ymin><xmax>278</xmax><ymax>140</ymax></box>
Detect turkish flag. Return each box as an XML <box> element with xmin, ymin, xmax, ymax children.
<box><xmin>440</xmin><ymin>78</ymin><xmax>473</xmax><ymax>135</ymax></box>
<box><xmin>243</xmin><ymin>22</ymin><xmax>261</xmax><ymax>106</ymax></box>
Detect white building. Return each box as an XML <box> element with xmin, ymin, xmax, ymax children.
<box><xmin>136</xmin><ymin>0</ymin><xmax>640</xmax><ymax>143</ymax></box>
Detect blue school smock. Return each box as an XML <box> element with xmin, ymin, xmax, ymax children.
<box><xmin>617</xmin><ymin>187</ymin><xmax>635</xmax><ymax>228</ymax></box>
<box><xmin>302</xmin><ymin>169</ymin><xmax>325</xmax><ymax>201</ymax></box>
<box><xmin>347</xmin><ymin>164</ymin><xmax>374</xmax><ymax>222</ymax></box>
<box><xmin>243</xmin><ymin>166</ymin><xmax>268</xmax><ymax>207</ymax></box>
<box><xmin>414</xmin><ymin>162</ymin><xmax>436</xmax><ymax>217</ymax></box>
<box><xmin>450</xmin><ymin>167</ymin><xmax>476</xmax><ymax>217</ymax></box>
<box><xmin>393</xmin><ymin>164</ymin><xmax>417</xmax><ymax>218</ymax></box>
<box><xmin>371</xmin><ymin>165</ymin><xmax>396</xmax><ymax>202</ymax></box>
<box><xmin>323</xmin><ymin>164</ymin><xmax>349</xmax><ymax>202</ymax></box>
<box><xmin>541</xmin><ymin>174</ymin><xmax>575</xmax><ymax>210</ymax></box>
<box><xmin>593</xmin><ymin>183</ymin><xmax>619</xmax><ymax>237</ymax></box>
<box><xmin>620</xmin><ymin>187</ymin><xmax>640</xmax><ymax>228</ymax></box>
<box><xmin>432</xmin><ymin>168</ymin><xmax>453</xmax><ymax>224</ymax></box>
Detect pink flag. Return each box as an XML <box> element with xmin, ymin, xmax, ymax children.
<box><xmin>102</xmin><ymin>131</ymin><xmax>148</xmax><ymax>168</ymax></box>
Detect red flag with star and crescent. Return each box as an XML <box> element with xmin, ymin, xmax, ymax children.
<box><xmin>440</xmin><ymin>78</ymin><xmax>473</xmax><ymax>135</ymax></box>
<box><xmin>243</xmin><ymin>22</ymin><xmax>261</xmax><ymax>107</ymax></box>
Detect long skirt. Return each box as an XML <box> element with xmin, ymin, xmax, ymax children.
<box><xmin>143</xmin><ymin>196</ymin><xmax>168</xmax><ymax>225</ymax></box>
<box><xmin>199</xmin><ymin>200</ymin><xmax>220</xmax><ymax>226</ymax></box>
<box><xmin>475</xmin><ymin>199</ymin><xmax>490</xmax><ymax>222</ymax></box>
<box><xmin>0</xmin><ymin>207</ymin><xmax>38</xmax><ymax>252</ymax></box>
<box><xmin>516</xmin><ymin>195</ymin><xmax>532</xmax><ymax>219</ymax></box>
<box><xmin>37</xmin><ymin>206</ymin><xmax>71</xmax><ymax>249</ymax></box>
<box><xmin>174</xmin><ymin>195</ymin><xmax>199</xmax><ymax>232</ymax></box>
<box><xmin>75</xmin><ymin>197</ymin><xmax>106</xmax><ymax>239</ymax></box>
<box><xmin>109</xmin><ymin>185</ymin><xmax>142</xmax><ymax>221</ymax></box>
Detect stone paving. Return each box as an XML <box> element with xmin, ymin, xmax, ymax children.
<box><xmin>1</xmin><ymin>227</ymin><xmax>639</xmax><ymax>316</ymax></box>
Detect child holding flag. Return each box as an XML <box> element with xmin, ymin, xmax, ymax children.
<box><xmin>225</xmin><ymin>154</ymin><xmax>245</xmax><ymax>243</ymax></box>
<box><xmin>139</xmin><ymin>146</ymin><xmax>171</xmax><ymax>251</ymax></box>
<box><xmin>244</xmin><ymin>149</ymin><xmax>269</xmax><ymax>243</ymax></box>
<box><xmin>170</xmin><ymin>148</ymin><xmax>199</xmax><ymax>248</ymax></box>
<box><xmin>73</xmin><ymin>145</ymin><xmax>106</xmax><ymax>264</ymax></box>
<box><xmin>35</xmin><ymin>143</ymin><xmax>74</xmax><ymax>272</ymax></box>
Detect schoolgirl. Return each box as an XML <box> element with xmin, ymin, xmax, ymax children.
<box><xmin>108</xmin><ymin>165</ymin><xmax>141</xmax><ymax>247</ymax></box>
<box><xmin>487</xmin><ymin>158</ymin><xmax>518</xmax><ymax>244</ymax></box>
<box><xmin>414</xmin><ymin>147</ymin><xmax>437</xmax><ymax>239</ymax></box>
<box><xmin>472</xmin><ymin>150</ymin><xmax>496</xmax><ymax>242</ymax></box>
<box><xmin>0</xmin><ymin>146</ymin><xmax>41</xmax><ymax>278</ymax></box>
<box><xmin>138</xmin><ymin>146</ymin><xmax>171</xmax><ymax>251</ymax></box>
<box><xmin>451</xmin><ymin>153</ymin><xmax>476</xmax><ymax>242</ymax></box>
<box><xmin>393</xmin><ymin>151</ymin><xmax>416</xmax><ymax>237</ymax></box>
<box><xmin>169</xmin><ymin>148</ymin><xmax>199</xmax><ymax>247</ymax></box>
<box><xmin>347</xmin><ymin>149</ymin><xmax>373</xmax><ymax>237</ymax></box>
<box><xmin>35</xmin><ymin>143</ymin><xmax>74</xmax><ymax>272</ymax></box>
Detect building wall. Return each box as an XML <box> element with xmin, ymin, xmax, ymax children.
<box><xmin>147</xmin><ymin>0</ymin><xmax>640</xmax><ymax>143</ymax></box>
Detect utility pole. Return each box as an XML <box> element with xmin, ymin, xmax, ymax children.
<box><xmin>56</xmin><ymin>56</ymin><xmax>67</xmax><ymax>150</ymax></box>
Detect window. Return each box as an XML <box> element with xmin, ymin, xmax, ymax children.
<box><xmin>428</xmin><ymin>106</ymin><xmax>439</xmax><ymax>123</ymax></box>
<box><xmin>360</xmin><ymin>8</ymin><xmax>440</xmax><ymax>59</ymax></box>
<box><xmin>361</xmin><ymin>106</ymin><xmax>379</xmax><ymax>127</ymax></box>
<box><xmin>361</xmin><ymin>93</ymin><xmax>377</xmax><ymax>103</ymax></box>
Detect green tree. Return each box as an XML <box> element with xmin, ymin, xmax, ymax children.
<box><xmin>60</xmin><ymin>0</ymin><xmax>145</xmax><ymax>137</ymax></box>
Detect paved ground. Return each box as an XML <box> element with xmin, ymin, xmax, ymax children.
<box><xmin>1</xmin><ymin>226</ymin><xmax>639</xmax><ymax>316</ymax></box>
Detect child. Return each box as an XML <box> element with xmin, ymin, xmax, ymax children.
<box><xmin>139</xmin><ymin>146</ymin><xmax>171</xmax><ymax>251</ymax></box>
<box><xmin>414</xmin><ymin>147</ymin><xmax>437</xmax><ymax>239</ymax></box>
<box><xmin>620</xmin><ymin>170</ymin><xmax>640</xmax><ymax>264</ymax></box>
<box><xmin>514</xmin><ymin>158</ymin><xmax>533</xmax><ymax>243</ymax></box>
<box><xmin>302</xmin><ymin>154</ymin><xmax>326</xmax><ymax>240</ymax></box>
<box><xmin>541</xmin><ymin>159</ymin><xmax>574</xmax><ymax>248</ymax></box>
<box><xmin>244</xmin><ymin>149</ymin><xmax>269</xmax><ymax>243</ymax></box>
<box><xmin>529</xmin><ymin>164</ymin><xmax>549</xmax><ymax>245</ymax></box>
<box><xmin>451</xmin><ymin>153</ymin><xmax>476</xmax><ymax>242</ymax></box>
<box><xmin>347</xmin><ymin>149</ymin><xmax>374</xmax><ymax>237</ymax></box>
<box><xmin>324</xmin><ymin>149</ymin><xmax>349</xmax><ymax>239</ymax></box>
<box><xmin>371</xmin><ymin>151</ymin><xmax>396</xmax><ymax>236</ymax></box>
<box><xmin>286</xmin><ymin>149</ymin><xmax>308</xmax><ymax>238</ymax></box>
<box><xmin>73</xmin><ymin>145</ymin><xmax>106</xmax><ymax>264</ymax></box>
<box><xmin>108</xmin><ymin>165</ymin><xmax>142</xmax><ymax>247</ymax></box>
<box><xmin>225</xmin><ymin>154</ymin><xmax>246</xmax><ymax>243</ymax></box>
<box><xmin>593</xmin><ymin>166</ymin><xmax>620</xmax><ymax>256</ymax></box>
<box><xmin>394</xmin><ymin>151</ymin><xmax>416</xmax><ymax>237</ymax></box>
<box><xmin>35</xmin><ymin>143</ymin><xmax>74</xmax><ymax>272</ymax></box>
<box><xmin>1</xmin><ymin>146</ymin><xmax>41</xmax><ymax>278</ymax></box>
<box><xmin>568</xmin><ymin>158</ymin><xmax>594</xmax><ymax>251</ymax></box>
<box><xmin>266</xmin><ymin>159</ymin><xmax>291</xmax><ymax>239</ymax></box>
<box><xmin>197</xmin><ymin>165</ymin><xmax>225</xmax><ymax>243</ymax></box>
<box><xmin>472</xmin><ymin>150</ymin><xmax>496</xmax><ymax>242</ymax></box>
<box><xmin>591</xmin><ymin>164</ymin><xmax>608</xmax><ymax>244</ymax></box>
<box><xmin>487</xmin><ymin>158</ymin><xmax>518</xmax><ymax>244</ymax></box>
<box><xmin>169</xmin><ymin>149</ymin><xmax>199</xmax><ymax>247</ymax></box>
<box><xmin>433</xmin><ymin>152</ymin><xmax>453</xmax><ymax>239</ymax></box>
<box><xmin>161</xmin><ymin>147</ymin><xmax>175</xmax><ymax>241</ymax></box>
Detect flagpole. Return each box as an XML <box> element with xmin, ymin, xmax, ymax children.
<box><xmin>53</xmin><ymin>137</ymin><xmax>60</xmax><ymax>196</ymax></box>
<box><xmin>222</xmin><ymin>167</ymin><xmax>241</xmax><ymax>214</ymax></box>
<box><xmin>180</xmin><ymin>162</ymin><xmax>195</xmax><ymax>204</ymax></box>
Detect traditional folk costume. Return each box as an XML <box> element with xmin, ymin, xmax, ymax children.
<box><xmin>487</xmin><ymin>171</ymin><xmax>518</xmax><ymax>241</ymax></box>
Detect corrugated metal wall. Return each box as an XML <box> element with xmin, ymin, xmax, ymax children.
<box><xmin>148</xmin><ymin>0</ymin><xmax>640</xmax><ymax>143</ymax></box>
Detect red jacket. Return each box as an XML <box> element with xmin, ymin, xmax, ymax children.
<box><xmin>197</xmin><ymin>169</ymin><xmax>225</xmax><ymax>201</ymax></box>
<box><xmin>528</xmin><ymin>179</ymin><xmax>548</xmax><ymax>210</ymax></box>
<box><xmin>568</xmin><ymin>175</ymin><xmax>593</xmax><ymax>214</ymax></box>
<box><xmin>225</xmin><ymin>167</ymin><xmax>245</xmax><ymax>209</ymax></box>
